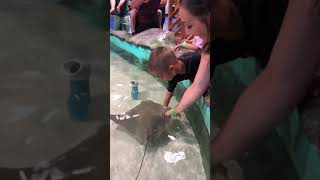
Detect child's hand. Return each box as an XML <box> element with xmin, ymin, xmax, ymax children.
<box><xmin>162</xmin><ymin>106</ymin><xmax>170</xmax><ymax>117</ymax></box>
<box><xmin>164</xmin><ymin>108</ymin><xmax>181</xmax><ymax>118</ymax></box>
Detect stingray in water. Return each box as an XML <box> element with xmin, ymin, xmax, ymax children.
<box><xmin>110</xmin><ymin>100</ymin><xmax>173</xmax><ymax>145</ymax></box>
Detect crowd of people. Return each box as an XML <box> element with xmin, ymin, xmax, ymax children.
<box><xmin>110</xmin><ymin>0</ymin><xmax>167</xmax><ymax>34</ymax></box>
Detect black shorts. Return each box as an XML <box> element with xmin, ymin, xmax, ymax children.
<box><xmin>135</xmin><ymin>21</ymin><xmax>159</xmax><ymax>33</ymax></box>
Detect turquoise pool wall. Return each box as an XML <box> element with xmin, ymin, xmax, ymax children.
<box><xmin>110</xmin><ymin>35</ymin><xmax>210</xmax><ymax>134</ymax></box>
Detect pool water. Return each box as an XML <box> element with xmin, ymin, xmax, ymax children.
<box><xmin>110</xmin><ymin>48</ymin><xmax>207</xmax><ymax>180</ymax></box>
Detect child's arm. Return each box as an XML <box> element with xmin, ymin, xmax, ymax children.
<box><xmin>166</xmin><ymin>53</ymin><xmax>210</xmax><ymax>116</ymax></box>
<box><xmin>212</xmin><ymin>0</ymin><xmax>320</xmax><ymax>163</ymax></box>
<box><xmin>110</xmin><ymin>0</ymin><xmax>116</xmax><ymax>14</ymax></box>
<box><xmin>162</xmin><ymin>90</ymin><xmax>174</xmax><ymax>116</ymax></box>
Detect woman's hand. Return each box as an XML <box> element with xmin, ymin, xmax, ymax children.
<box><xmin>110</xmin><ymin>8</ymin><xmax>115</xmax><ymax>15</ymax></box>
<box><xmin>116</xmin><ymin>6</ymin><xmax>121</xmax><ymax>14</ymax></box>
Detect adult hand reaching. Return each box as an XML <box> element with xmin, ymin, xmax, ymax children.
<box><xmin>110</xmin><ymin>8</ymin><xmax>115</xmax><ymax>15</ymax></box>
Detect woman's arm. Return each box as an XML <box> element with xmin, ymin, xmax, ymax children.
<box><xmin>110</xmin><ymin>0</ymin><xmax>116</xmax><ymax>14</ymax></box>
<box><xmin>168</xmin><ymin>53</ymin><xmax>210</xmax><ymax>114</ymax></box>
<box><xmin>212</xmin><ymin>0</ymin><xmax>320</xmax><ymax>163</ymax></box>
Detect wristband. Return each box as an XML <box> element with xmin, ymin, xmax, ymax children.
<box><xmin>181</xmin><ymin>41</ymin><xmax>187</xmax><ymax>48</ymax></box>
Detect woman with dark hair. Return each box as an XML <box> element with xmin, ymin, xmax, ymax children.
<box><xmin>164</xmin><ymin>0</ymin><xmax>211</xmax><ymax>116</ymax></box>
<box><xmin>207</xmin><ymin>0</ymin><xmax>320</xmax><ymax>167</ymax></box>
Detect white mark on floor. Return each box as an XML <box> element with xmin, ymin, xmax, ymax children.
<box><xmin>123</xmin><ymin>96</ymin><xmax>129</xmax><ymax>101</ymax></box>
<box><xmin>72</xmin><ymin>166</ymin><xmax>95</xmax><ymax>175</ymax></box>
<box><xmin>8</xmin><ymin>106</ymin><xmax>38</xmax><ymax>123</ymax></box>
<box><xmin>74</xmin><ymin>94</ymin><xmax>80</xmax><ymax>101</ymax></box>
<box><xmin>41</xmin><ymin>109</ymin><xmax>60</xmax><ymax>123</ymax></box>
<box><xmin>23</xmin><ymin>70</ymin><xmax>42</xmax><ymax>78</ymax></box>
<box><xmin>168</xmin><ymin>135</ymin><xmax>176</xmax><ymax>141</ymax></box>
<box><xmin>25</xmin><ymin>136</ymin><xmax>34</xmax><ymax>145</ymax></box>
<box><xmin>164</xmin><ymin>151</ymin><xmax>186</xmax><ymax>164</ymax></box>
<box><xmin>19</xmin><ymin>170</ymin><xmax>28</xmax><ymax>180</ymax></box>
<box><xmin>111</xmin><ymin>95</ymin><xmax>122</xmax><ymax>101</ymax></box>
<box><xmin>49</xmin><ymin>167</ymin><xmax>65</xmax><ymax>180</ymax></box>
<box><xmin>132</xmin><ymin>114</ymin><xmax>140</xmax><ymax>118</ymax></box>
<box><xmin>34</xmin><ymin>161</ymin><xmax>50</xmax><ymax>172</ymax></box>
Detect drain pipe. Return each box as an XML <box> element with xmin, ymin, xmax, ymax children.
<box><xmin>63</xmin><ymin>59</ymin><xmax>91</xmax><ymax>121</ymax></box>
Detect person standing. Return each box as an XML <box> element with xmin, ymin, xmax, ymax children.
<box><xmin>110</xmin><ymin>0</ymin><xmax>131</xmax><ymax>32</ymax></box>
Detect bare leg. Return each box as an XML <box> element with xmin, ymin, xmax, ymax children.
<box><xmin>130</xmin><ymin>9</ymin><xmax>138</xmax><ymax>34</ymax></box>
<box><xmin>157</xmin><ymin>9</ymin><xmax>162</xmax><ymax>28</ymax></box>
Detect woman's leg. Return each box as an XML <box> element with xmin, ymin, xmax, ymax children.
<box><xmin>121</xmin><ymin>15</ymin><xmax>131</xmax><ymax>33</ymax></box>
<box><xmin>160</xmin><ymin>7</ymin><xmax>166</xmax><ymax>28</ymax></box>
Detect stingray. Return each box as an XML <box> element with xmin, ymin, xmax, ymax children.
<box><xmin>110</xmin><ymin>100</ymin><xmax>171</xmax><ymax>145</ymax></box>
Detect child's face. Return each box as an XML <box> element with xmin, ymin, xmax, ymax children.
<box><xmin>160</xmin><ymin>70</ymin><xmax>177</xmax><ymax>81</ymax></box>
<box><xmin>152</xmin><ymin>68</ymin><xmax>176</xmax><ymax>81</ymax></box>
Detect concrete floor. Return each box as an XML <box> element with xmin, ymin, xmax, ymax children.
<box><xmin>0</xmin><ymin>0</ymin><xmax>107</xmax><ymax>178</ymax></box>
<box><xmin>110</xmin><ymin>50</ymin><xmax>206</xmax><ymax>180</ymax></box>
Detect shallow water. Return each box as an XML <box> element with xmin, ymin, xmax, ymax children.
<box><xmin>110</xmin><ymin>49</ymin><xmax>207</xmax><ymax>180</ymax></box>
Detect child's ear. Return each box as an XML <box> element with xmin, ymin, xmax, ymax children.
<box><xmin>168</xmin><ymin>65</ymin><xmax>176</xmax><ymax>72</ymax></box>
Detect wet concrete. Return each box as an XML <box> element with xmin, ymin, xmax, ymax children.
<box><xmin>0</xmin><ymin>0</ymin><xmax>107</xmax><ymax>178</ymax></box>
<box><xmin>110</xmin><ymin>50</ymin><xmax>206</xmax><ymax>180</ymax></box>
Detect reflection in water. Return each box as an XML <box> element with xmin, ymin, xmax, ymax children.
<box><xmin>0</xmin><ymin>126</ymin><xmax>107</xmax><ymax>180</ymax></box>
<box><xmin>63</xmin><ymin>60</ymin><xmax>91</xmax><ymax>121</ymax></box>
